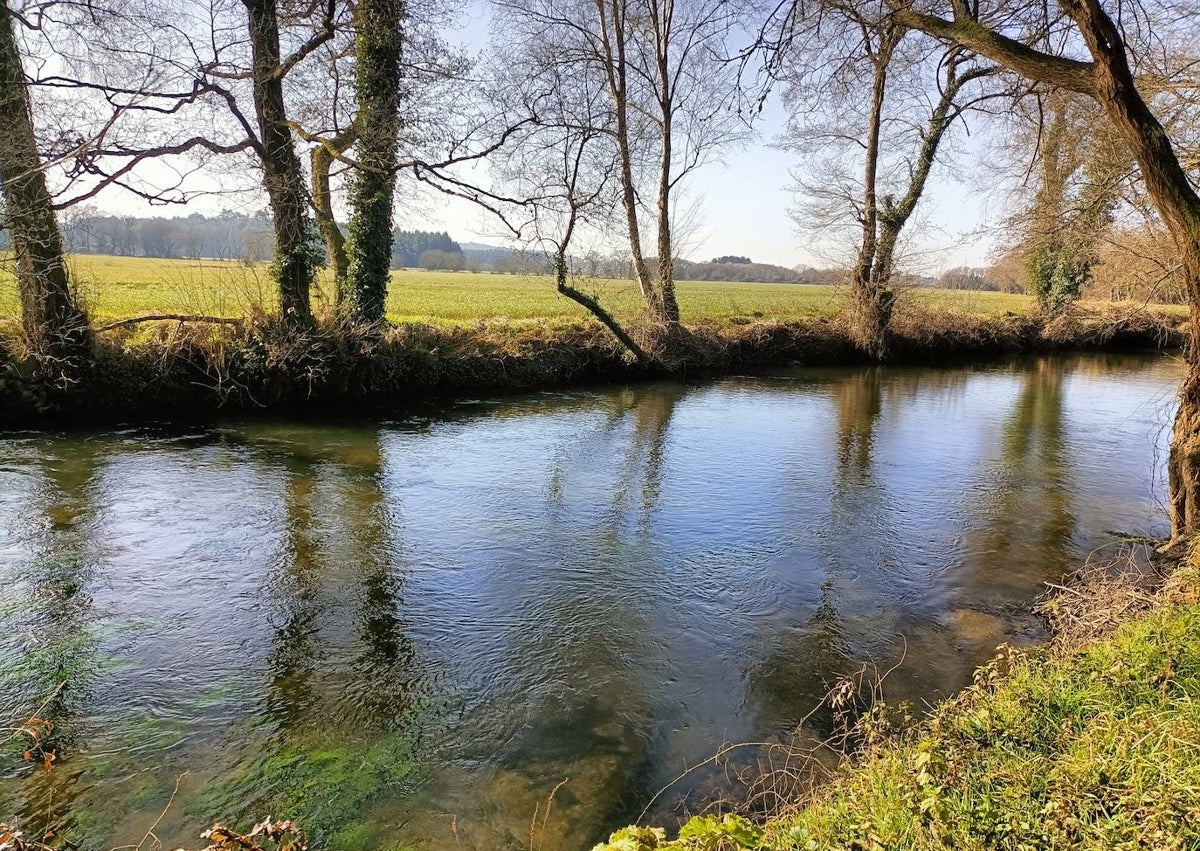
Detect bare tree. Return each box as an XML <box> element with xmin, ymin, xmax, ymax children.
<box><xmin>774</xmin><ymin>2</ymin><xmax>997</xmax><ymax>357</ymax></box>
<box><xmin>486</xmin><ymin>45</ymin><xmax>654</xmax><ymax>363</ymax></box>
<box><xmin>843</xmin><ymin>32</ymin><xmax>995</xmax><ymax>356</ymax></box>
<box><xmin>493</xmin><ymin>0</ymin><xmax>748</xmax><ymax>332</ymax></box>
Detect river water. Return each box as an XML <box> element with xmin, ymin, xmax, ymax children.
<box><xmin>0</xmin><ymin>352</ymin><xmax>1183</xmax><ymax>850</ymax></box>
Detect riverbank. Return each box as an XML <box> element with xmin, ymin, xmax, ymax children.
<box><xmin>594</xmin><ymin>549</ymin><xmax>1200</xmax><ymax>851</ymax></box>
<box><xmin>0</xmin><ymin>303</ymin><xmax>1184</xmax><ymax>427</ymax></box>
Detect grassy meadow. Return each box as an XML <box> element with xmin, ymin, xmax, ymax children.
<box><xmin>0</xmin><ymin>254</ymin><xmax>1066</xmax><ymax>327</ymax></box>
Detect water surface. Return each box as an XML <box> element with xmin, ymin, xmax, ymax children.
<box><xmin>0</xmin><ymin>352</ymin><xmax>1182</xmax><ymax>849</ymax></box>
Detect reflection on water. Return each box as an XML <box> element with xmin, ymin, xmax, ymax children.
<box><xmin>0</xmin><ymin>353</ymin><xmax>1183</xmax><ymax>850</ymax></box>
<box><xmin>972</xmin><ymin>358</ymin><xmax>1074</xmax><ymax>593</ymax></box>
<box><xmin>2</xmin><ymin>436</ymin><xmax>117</xmax><ymax>842</ymax></box>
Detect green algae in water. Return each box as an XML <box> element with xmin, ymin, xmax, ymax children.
<box><xmin>199</xmin><ymin>733</ymin><xmax>425</xmax><ymax>851</ymax></box>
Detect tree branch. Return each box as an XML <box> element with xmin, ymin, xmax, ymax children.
<box><xmin>889</xmin><ymin>5</ymin><xmax>1095</xmax><ymax>93</ymax></box>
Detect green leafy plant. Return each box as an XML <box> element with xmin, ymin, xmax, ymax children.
<box><xmin>591</xmin><ymin>814</ymin><xmax>764</xmax><ymax>851</ymax></box>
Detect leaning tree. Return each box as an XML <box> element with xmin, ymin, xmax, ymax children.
<box><xmin>491</xmin><ymin>0</ymin><xmax>748</xmax><ymax>333</ymax></box>
<box><xmin>482</xmin><ymin>36</ymin><xmax>655</xmax><ymax>363</ymax></box>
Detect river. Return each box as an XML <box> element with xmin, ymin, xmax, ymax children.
<box><xmin>0</xmin><ymin>352</ymin><xmax>1182</xmax><ymax>850</ymax></box>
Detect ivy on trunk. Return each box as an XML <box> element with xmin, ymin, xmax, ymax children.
<box><xmin>243</xmin><ymin>0</ymin><xmax>322</xmax><ymax>330</ymax></box>
<box><xmin>342</xmin><ymin>0</ymin><xmax>405</xmax><ymax>327</ymax></box>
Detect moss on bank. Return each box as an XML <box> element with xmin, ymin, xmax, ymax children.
<box><xmin>592</xmin><ymin>561</ymin><xmax>1200</xmax><ymax>851</ymax></box>
<box><xmin>0</xmin><ymin>304</ymin><xmax>1185</xmax><ymax>427</ymax></box>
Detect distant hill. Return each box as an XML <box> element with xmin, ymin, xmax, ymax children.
<box><xmin>460</xmin><ymin>242</ymin><xmax>526</xmax><ymax>267</ymax></box>
<box><xmin>460</xmin><ymin>241</ymin><xmax>513</xmax><ymax>257</ymax></box>
<box><xmin>675</xmin><ymin>258</ymin><xmax>809</xmax><ymax>284</ymax></box>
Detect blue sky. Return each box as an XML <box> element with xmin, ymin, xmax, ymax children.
<box><xmin>413</xmin><ymin>92</ymin><xmax>1004</xmax><ymax>271</ymax></box>
<box><xmin>78</xmin><ymin>0</ymin><xmax>1008</xmax><ymax>272</ymax></box>
<box><xmin>397</xmin><ymin>2</ymin><xmax>1007</xmax><ymax>271</ymax></box>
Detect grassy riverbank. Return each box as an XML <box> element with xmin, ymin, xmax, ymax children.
<box><xmin>0</xmin><ymin>256</ymin><xmax>1188</xmax><ymax>426</ymax></box>
<box><xmin>0</xmin><ymin>300</ymin><xmax>1186</xmax><ymax>426</ymax></box>
<box><xmin>594</xmin><ymin>556</ymin><xmax>1200</xmax><ymax>851</ymax></box>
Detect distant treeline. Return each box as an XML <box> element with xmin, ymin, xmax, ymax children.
<box><xmin>393</xmin><ymin>231</ymin><xmax>463</xmax><ymax>268</ymax></box>
<box><xmin>679</xmin><ymin>259</ymin><xmax>813</xmax><ymax>283</ymax></box>
<box><xmin>2</xmin><ymin>211</ymin><xmax>837</xmax><ymax>284</ymax></box>
<box><xmin>19</xmin><ymin>214</ymin><xmax>471</xmax><ymax>269</ymax></box>
<box><xmin>48</xmin><ymin>210</ymin><xmax>278</xmax><ymax>262</ymax></box>
<box><xmin>399</xmin><ymin>235</ymin><xmax>822</xmax><ymax>283</ymax></box>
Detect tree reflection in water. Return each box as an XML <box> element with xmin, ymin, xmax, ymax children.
<box><xmin>3</xmin><ymin>438</ymin><xmax>104</xmax><ymax>844</ymax></box>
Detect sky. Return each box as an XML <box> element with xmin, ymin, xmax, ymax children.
<box><xmin>388</xmin><ymin>2</ymin><xmax>1012</xmax><ymax>272</ymax></box>
<box><xmin>71</xmin><ymin>1</ymin><xmax>1013</xmax><ymax>273</ymax></box>
<box><xmin>85</xmin><ymin>104</ymin><xmax>1007</xmax><ymax>272</ymax></box>
<box><xmin>393</xmin><ymin>93</ymin><xmax>1008</xmax><ymax>273</ymax></box>
<box><xmin>408</xmin><ymin>96</ymin><xmax>1008</xmax><ymax>271</ymax></box>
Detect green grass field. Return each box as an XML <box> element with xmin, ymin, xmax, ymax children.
<box><xmin>0</xmin><ymin>254</ymin><xmax>1175</xmax><ymax>326</ymax></box>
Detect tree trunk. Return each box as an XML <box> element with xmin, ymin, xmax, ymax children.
<box><xmin>1168</xmin><ymin>259</ymin><xmax>1200</xmax><ymax>539</ymax></box>
<box><xmin>310</xmin><ymin>135</ymin><xmax>351</xmax><ymax>302</ymax></box>
<box><xmin>656</xmin><ymin>132</ymin><xmax>680</xmax><ymax>324</ymax></box>
<box><xmin>0</xmin><ymin>6</ymin><xmax>87</xmax><ymax>359</ymax></box>
<box><xmin>845</xmin><ymin>29</ymin><xmax>892</xmax><ymax>359</ymax></box>
<box><xmin>855</xmin><ymin>221</ymin><xmax>899</xmax><ymax>359</ymax></box>
<box><xmin>616</xmin><ymin>112</ymin><xmax>662</xmax><ymax>320</ymax></box>
<box><xmin>595</xmin><ymin>0</ymin><xmax>666</xmax><ymax>323</ymax></box>
<box><xmin>616</xmin><ymin>116</ymin><xmax>663</xmax><ymax>320</ymax></box>
<box><xmin>244</xmin><ymin>0</ymin><xmax>316</xmax><ymax>329</ymax></box>
<box><xmin>655</xmin><ymin>34</ymin><xmax>680</xmax><ymax>326</ymax></box>
<box><xmin>343</xmin><ymin>0</ymin><xmax>404</xmax><ymax>326</ymax></box>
